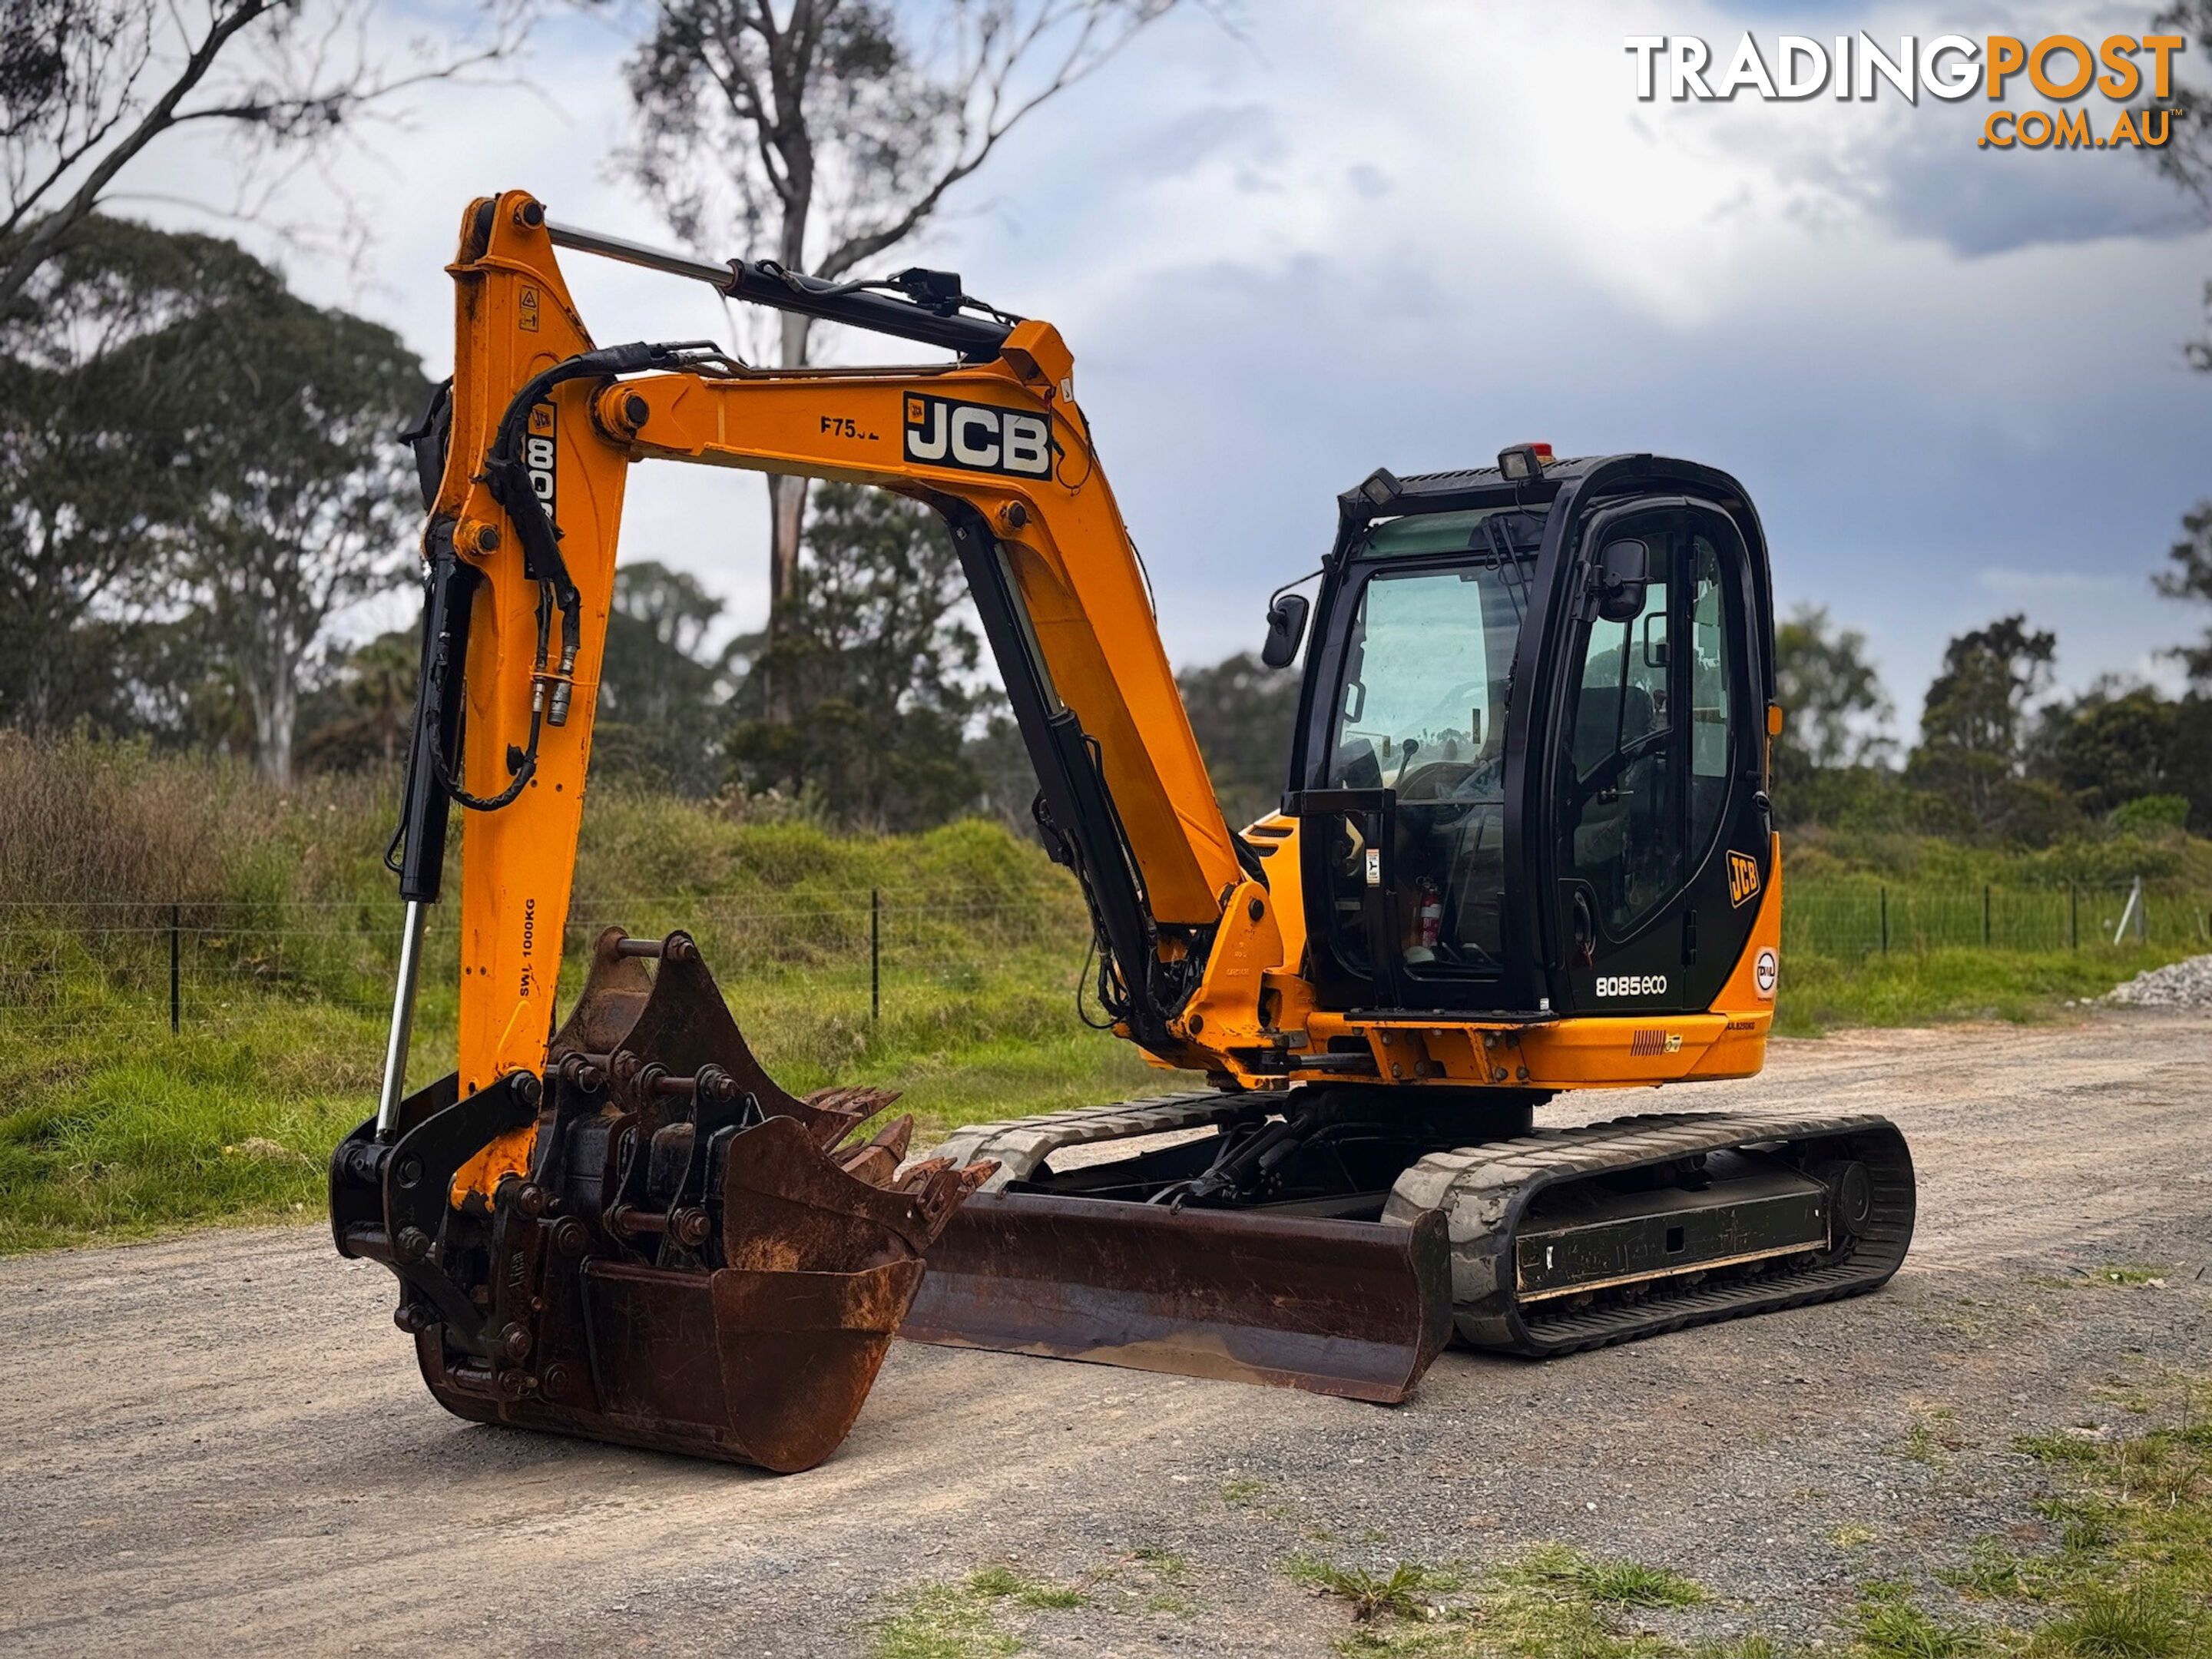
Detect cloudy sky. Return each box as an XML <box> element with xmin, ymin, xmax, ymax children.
<box><xmin>124</xmin><ymin>0</ymin><xmax>2212</xmax><ymax>736</ymax></box>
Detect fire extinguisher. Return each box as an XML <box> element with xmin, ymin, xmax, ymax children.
<box><xmin>1416</xmin><ymin>878</ymin><xmax>1442</xmax><ymax>951</ymax></box>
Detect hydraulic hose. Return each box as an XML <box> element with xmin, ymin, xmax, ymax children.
<box><xmin>443</xmin><ymin>339</ymin><xmax>730</xmax><ymax>810</ymax></box>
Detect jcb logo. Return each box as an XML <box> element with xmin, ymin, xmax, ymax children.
<box><xmin>526</xmin><ymin>403</ymin><xmax>555</xmax><ymax>515</ymax></box>
<box><xmin>1727</xmin><ymin>849</ymin><xmax>1761</xmax><ymax>908</ymax></box>
<box><xmin>904</xmin><ymin>394</ymin><xmax>1051</xmax><ymax>477</ymax></box>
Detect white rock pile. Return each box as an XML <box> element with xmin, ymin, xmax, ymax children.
<box><xmin>2105</xmin><ymin>953</ymin><xmax>2212</xmax><ymax>1008</ymax></box>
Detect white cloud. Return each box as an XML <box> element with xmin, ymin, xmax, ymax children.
<box><xmin>1978</xmin><ymin>567</ymin><xmax>2134</xmax><ymax>596</ymax></box>
<box><xmin>84</xmin><ymin>0</ymin><xmax>2212</xmax><ymax>702</ymax></box>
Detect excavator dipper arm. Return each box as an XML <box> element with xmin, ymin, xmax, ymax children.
<box><xmin>417</xmin><ymin>194</ymin><xmax>1249</xmax><ymax>1157</ymax></box>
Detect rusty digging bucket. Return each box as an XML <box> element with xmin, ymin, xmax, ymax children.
<box><xmin>330</xmin><ymin>928</ymin><xmax>994</xmax><ymax>1473</ymax></box>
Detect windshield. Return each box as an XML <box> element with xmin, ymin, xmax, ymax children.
<box><xmin>1320</xmin><ymin>518</ymin><xmax>1541</xmax><ymax>979</ymax></box>
<box><xmin>1326</xmin><ymin>516</ymin><xmax>1541</xmax><ymax>798</ymax></box>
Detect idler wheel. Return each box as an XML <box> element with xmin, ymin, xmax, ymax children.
<box><xmin>1810</xmin><ymin>1159</ymin><xmax>1874</xmax><ymax>1240</ymax></box>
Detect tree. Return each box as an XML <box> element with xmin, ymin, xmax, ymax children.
<box><xmin>296</xmin><ymin>627</ymin><xmax>417</xmax><ymax>773</ymax></box>
<box><xmin>621</xmin><ymin>0</ymin><xmax>1187</xmax><ymax>686</ymax></box>
<box><xmin>1907</xmin><ymin>614</ymin><xmax>2071</xmax><ymax>838</ymax></box>
<box><xmin>1177</xmin><ymin>651</ymin><xmax>1297</xmax><ymax>829</ymax></box>
<box><xmin>1771</xmin><ymin>605</ymin><xmax>1892</xmax><ymax>776</ymax></box>
<box><xmin>2146</xmin><ymin>498</ymin><xmax>2212</xmax><ymax>835</ymax></box>
<box><xmin>2150</xmin><ymin>6</ymin><xmax>2212</xmax><ymax>254</ymax></box>
<box><xmin>595</xmin><ymin>560</ymin><xmax>731</xmax><ymax>795</ymax></box>
<box><xmin>157</xmin><ymin>258</ymin><xmax>426</xmax><ymax>786</ymax></box>
<box><xmin>0</xmin><ymin>215</ymin><xmax>264</xmax><ymax>732</ymax></box>
<box><xmin>961</xmin><ymin>700</ymin><xmax>1039</xmax><ymax>831</ymax></box>
<box><xmin>2155</xmin><ymin>499</ymin><xmax>2212</xmax><ymax>685</ymax></box>
<box><xmin>728</xmin><ymin>482</ymin><xmax>982</xmax><ymax>829</ymax></box>
<box><xmin>2031</xmin><ymin>682</ymin><xmax>2182</xmax><ymax>818</ymax></box>
<box><xmin>0</xmin><ymin>0</ymin><xmax>534</xmax><ymax>310</ymax></box>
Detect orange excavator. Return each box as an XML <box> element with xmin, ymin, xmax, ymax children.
<box><xmin>329</xmin><ymin>190</ymin><xmax>1914</xmax><ymax>1470</ymax></box>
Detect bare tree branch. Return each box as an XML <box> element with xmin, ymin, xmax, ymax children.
<box><xmin>617</xmin><ymin>0</ymin><xmax>1204</xmax><ymax>663</ymax></box>
<box><xmin>0</xmin><ymin>0</ymin><xmax>540</xmax><ymax>311</ymax></box>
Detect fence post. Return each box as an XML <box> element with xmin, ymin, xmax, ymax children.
<box><xmin>870</xmin><ymin>889</ymin><xmax>880</xmax><ymax>1022</ymax></box>
<box><xmin>170</xmin><ymin>902</ymin><xmax>180</xmax><ymax>1034</ymax></box>
<box><xmin>2069</xmin><ymin>882</ymin><xmax>2078</xmax><ymax>951</ymax></box>
<box><xmin>1983</xmin><ymin>883</ymin><xmax>1992</xmax><ymax>949</ymax></box>
<box><xmin>1879</xmin><ymin>886</ymin><xmax>1888</xmax><ymax>955</ymax></box>
<box><xmin>2111</xmin><ymin>876</ymin><xmax>2146</xmax><ymax>946</ymax></box>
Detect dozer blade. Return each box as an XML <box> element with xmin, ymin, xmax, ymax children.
<box><xmin>331</xmin><ymin>927</ymin><xmax>993</xmax><ymax>1473</ymax></box>
<box><xmin>902</xmin><ymin>1194</ymin><xmax>1453</xmax><ymax>1403</ymax></box>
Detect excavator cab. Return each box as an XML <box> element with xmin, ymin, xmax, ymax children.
<box><xmin>1288</xmin><ymin>464</ymin><xmax>1775</xmax><ymax>1026</ymax></box>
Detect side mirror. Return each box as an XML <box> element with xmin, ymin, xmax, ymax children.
<box><xmin>1594</xmin><ymin>538</ymin><xmax>1649</xmax><ymax>624</ymax></box>
<box><xmin>1261</xmin><ymin>591</ymin><xmax>1311</xmax><ymax>669</ymax></box>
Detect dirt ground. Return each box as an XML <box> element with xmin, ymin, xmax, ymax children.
<box><xmin>4</xmin><ymin>1011</ymin><xmax>2210</xmax><ymax>1657</ymax></box>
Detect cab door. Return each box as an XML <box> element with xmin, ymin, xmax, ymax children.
<box><xmin>1550</xmin><ymin>500</ymin><xmax>1766</xmax><ymax>1015</ymax></box>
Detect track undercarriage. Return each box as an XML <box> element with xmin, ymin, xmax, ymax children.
<box><xmin>902</xmin><ymin>1088</ymin><xmax>1915</xmax><ymax>1398</ymax></box>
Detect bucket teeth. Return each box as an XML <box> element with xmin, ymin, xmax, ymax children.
<box><xmin>333</xmin><ymin>924</ymin><xmax>992</xmax><ymax>1473</ymax></box>
<box><xmin>862</xmin><ymin>1113</ymin><xmax>916</xmax><ymax>1161</ymax></box>
<box><xmin>889</xmin><ymin>1154</ymin><xmax>952</xmax><ymax>1194</ymax></box>
<box><xmin>807</xmin><ymin>1084</ymin><xmax>906</xmax><ymax>1122</ymax></box>
<box><xmin>839</xmin><ymin>1144</ymin><xmax>901</xmax><ymax>1187</ymax></box>
<box><xmin>836</xmin><ymin>1114</ymin><xmax>917</xmax><ymax>1187</ymax></box>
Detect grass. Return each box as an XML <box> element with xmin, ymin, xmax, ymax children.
<box><xmin>1131</xmin><ymin>1546</ymin><xmax>1189</xmax><ymax>1580</ymax></box>
<box><xmin>1770</xmin><ymin>943</ymin><xmax>2201</xmax><ymax>1038</ymax></box>
<box><xmin>1283</xmin><ymin>1545</ymin><xmax>1709</xmax><ymax>1656</ymax></box>
<box><xmin>876</xmin><ymin>1396</ymin><xmax>2212</xmax><ymax>1659</ymax></box>
<box><xmin>6</xmin><ymin>935</ymin><xmax>2188</xmax><ymax>1255</ymax></box>
<box><xmin>0</xmin><ymin>980</ymin><xmax>1170</xmax><ymax>1252</ymax></box>
<box><xmin>0</xmin><ymin>1004</ymin><xmax>387</xmax><ymax>1252</ymax></box>
<box><xmin>869</xmin><ymin>1567</ymin><xmax>1091</xmax><ymax>1659</ymax></box>
<box><xmin>1275</xmin><ymin>1400</ymin><xmax>2212</xmax><ymax>1655</ymax></box>
<box><xmin>3</xmin><ymin>735</ymin><xmax>2207</xmax><ymax>1250</ymax></box>
<box><xmin>962</xmin><ymin>1566</ymin><xmax>1087</xmax><ymax>1611</ymax></box>
<box><xmin>1290</xmin><ymin>1556</ymin><xmax>1464</xmax><ymax>1621</ymax></box>
<box><xmin>0</xmin><ymin>746</ymin><xmax>1186</xmax><ymax>1250</ymax></box>
<box><xmin>1848</xmin><ymin>1583</ymin><xmax>1986</xmax><ymax>1658</ymax></box>
<box><xmin>2034</xmin><ymin>1584</ymin><xmax>2197</xmax><ymax>1657</ymax></box>
<box><xmin>870</xmin><ymin>1581</ymin><xmax>1022</xmax><ymax>1659</ymax></box>
<box><xmin>1843</xmin><ymin>1380</ymin><xmax>2212</xmax><ymax>1657</ymax></box>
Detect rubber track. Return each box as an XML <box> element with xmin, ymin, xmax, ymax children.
<box><xmin>922</xmin><ymin>1094</ymin><xmax>1236</xmax><ymax>1190</ymax></box>
<box><xmin>1382</xmin><ymin>1110</ymin><xmax>1916</xmax><ymax>1356</ymax></box>
<box><xmin>922</xmin><ymin>1100</ymin><xmax>1916</xmax><ymax>1360</ymax></box>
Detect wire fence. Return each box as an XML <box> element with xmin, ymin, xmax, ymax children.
<box><xmin>0</xmin><ymin>888</ymin><xmax>1091</xmax><ymax>1047</ymax></box>
<box><xmin>1780</xmin><ymin>879</ymin><xmax>2212</xmax><ymax>959</ymax></box>
<box><xmin>2</xmin><ymin>878</ymin><xmax>2205</xmax><ymax>1046</ymax></box>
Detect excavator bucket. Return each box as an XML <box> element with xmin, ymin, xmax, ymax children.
<box><xmin>331</xmin><ymin>928</ymin><xmax>992</xmax><ymax>1472</ymax></box>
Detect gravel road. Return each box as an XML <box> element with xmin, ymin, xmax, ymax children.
<box><xmin>5</xmin><ymin>1012</ymin><xmax>2210</xmax><ymax>1657</ymax></box>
